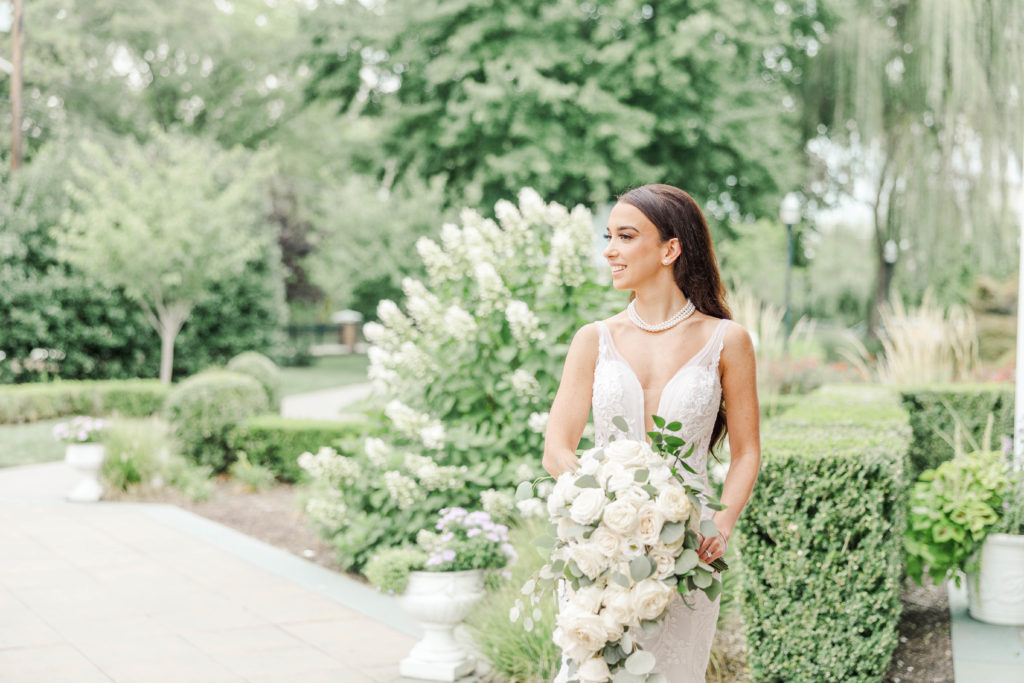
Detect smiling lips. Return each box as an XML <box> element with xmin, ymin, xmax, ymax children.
<box><xmin>610</xmin><ymin>265</ymin><xmax>626</xmax><ymax>274</ymax></box>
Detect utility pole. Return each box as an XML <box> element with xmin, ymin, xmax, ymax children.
<box><xmin>9</xmin><ymin>0</ymin><xmax>22</xmax><ymax>171</ymax></box>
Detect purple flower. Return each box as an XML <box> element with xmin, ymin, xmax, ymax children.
<box><xmin>486</xmin><ymin>533</ymin><xmax>501</xmax><ymax>543</ymax></box>
<box><xmin>426</xmin><ymin>554</ymin><xmax>443</xmax><ymax>567</ymax></box>
<box><xmin>440</xmin><ymin>532</ymin><xmax>455</xmax><ymax>543</ymax></box>
<box><xmin>466</xmin><ymin>528</ymin><xmax>482</xmax><ymax>538</ymax></box>
<box><xmin>441</xmin><ymin>549</ymin><xmax>456</xmax><ymax>562</ymax></box>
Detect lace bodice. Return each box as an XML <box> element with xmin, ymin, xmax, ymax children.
<box><xmin>554</xmin><ymin>317</ymin><xmax>730</xmax><ymax>683</ymax></box>
<box><xmin>592</xmin><ymin>317</ymin><xmax>729</xmax><ymax>483</ymax></box>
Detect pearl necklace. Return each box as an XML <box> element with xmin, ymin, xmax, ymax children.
<box><xmin>627</xmin><ymin>299</ymin><xmax>696</xmax><ymax>332</ymax></box>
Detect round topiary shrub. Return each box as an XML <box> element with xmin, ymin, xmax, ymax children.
<box><xmin>164</xmin><ymin>370</ymin><xmax>270</xmax><ymax>473</ymax></box>
<box><xmin>226</xmin><ymin>351</ymin><xmax>282</xmax><ymax>410</ymax></box>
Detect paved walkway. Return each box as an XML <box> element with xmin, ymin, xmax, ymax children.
<box><xmin>948</xmin><ymin>581</ymin><xmax>1024</xmax><ymax>681</ymax></box>
<box><xmin>0</xmin><ymin>461</ymin><xmax>419</xmax><ymax>682</ymax></box>
<box><xmin>280</xmin><ymin>383</ymin><xmax>374</xmax><ymax>421</ymax></box>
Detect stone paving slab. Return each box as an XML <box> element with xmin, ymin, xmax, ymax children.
<box><xmin>280</xmin><ymin>382</ymin><xmax>374</xmax><ymax>421</ymax></box>
<box><xmin>0</xmin><ymin>495</ymin><xmax>419</xmax><ymax>682</ymax></box>
<box><xmin>948</xmin><ymin>580</ymin><xmax>1024</xmax><ymax>682</ymax></box>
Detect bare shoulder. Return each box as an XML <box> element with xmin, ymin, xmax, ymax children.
<box><xmin>719</xmin><ymin>319</ymin><xmax>756</xmax><ymax>366</ymax></box>
<box><xmin>567</xmin><ymin>322</ymin><xmax>601</xmax><ymax>359</ymax></box>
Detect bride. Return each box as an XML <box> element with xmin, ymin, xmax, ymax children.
<box><xmin>542</xmin><ymin>184</ymin><xmax>761</xmax><ymax>682</ymax></box>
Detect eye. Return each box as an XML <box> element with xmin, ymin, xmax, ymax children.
<box><xmin>602</xmin><ymin>234</ymin><xmax>611</xmax><ymax>241</ymax></box>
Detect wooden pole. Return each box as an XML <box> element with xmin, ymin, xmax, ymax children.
<box><xmin>10</xmin><ymin>0</ymin><xmax>22</xmax><ymax>172</ymax></box>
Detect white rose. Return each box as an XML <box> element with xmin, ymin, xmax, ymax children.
<box><xmin>570</xmin><ymin>585</ymin><xmax>604</xmax><ymax>614</ymax></box>
<box><xmin>616</xmin><ymin>486</ymin><xmax>651</xmax><ymax>507</ymax></box>
<box><xmin>557</xmin><ymin>517</ymin><xmax>577</xmax><ymax>542</ymax></box>
<box><xmin>637</xmin><ymin>503</ymin><xmax>665</xmax><ymax>546</ymax></box>
<box><xmin>648</xmin><ymin>464</ymin><xmax>673</xmax><ymax>486</ymax></box>
<box><xmin>570</xmin><ymin>543</ymin><xmax>609</xmax><ymax>580</ymax></box>
<box><xmin>555</xmin><ymin>607</ymin><xmax>608</xmax><ymax>656</ymax></box>
<box><xmin>570</xmin><ymin>488</ymin><xmax>607</xmax><ymax>525</ymax></box>
<box><xmin>649</xmin><ymin>544</ymin><xmax>676</xmax><ymax>579</ymax></box>
<box><xmin>656</xmin><ymin>486</ymin><xmax>693</xmax><ymax>523</ymax></box>
<box><xmin>598</xmin><ymin>459</ymin><xmax>625</xmax><ymax>486</ymax></box>
<box><xmin>606</xmin><ymin>469</ymin><xmax>635</xmax><ymax>493</ymax></box>
<box><xmin>599</xmin><ymin>610</ymin><xmax>625</xmax><ymax>643</ymax></box>
<box><xmin>605</xmin><ymin>439</ymin><xmax>647</xmax><ymax>466</ymax></box>
<box><xmin>591</xmin><ymin>527</ymin><xmax>624</xmax><ymax>558</ymax></box>
<box><xmin>632</xmin><ymin>578</ymin><xmax>676</xmax><ymax>622</ymax></box>
<box><xmin>579</xmin><ymin>455</ymin><xmax>600</xmax><ymax>475</ymax></box>
<box><xmin>602</xmin><ymin>500</ymin><xmax>639</xmax><ymax>535</ymax></box>
<box><xmin>578</xmin><ymin>656</ymin><xmax>612</xmax><ymax>683</ymax></box>
<box><xmin>601</xmin><ymin>584</ymin><xmax>636</xmax><ymax>627</ymax></box>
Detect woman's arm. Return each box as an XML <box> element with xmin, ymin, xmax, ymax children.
<box><xmin>542</xmin><ymin>323</ymin><xmax>599</xmax><ymax>478</ymax></box>
<box><xmin>712</xmin><ymin>321</ymin><xmax>761</xmax><ymax>541</ymax></box>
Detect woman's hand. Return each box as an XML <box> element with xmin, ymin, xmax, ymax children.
<box><xmin>697</xmin><ymin>529</ymin><xmax>729</xmax><ymax>565</ymax></box>
<box><xmin>545</xmin><ymin>449</ymin><xmax>580</xmax><ymax>478</ymax></box>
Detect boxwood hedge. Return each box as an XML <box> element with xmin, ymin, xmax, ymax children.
<box><xmin>738</xmin><ymin>384</ymin><xmax>910</xmax><ymax>682</ymax></box>
<box><xmin>0</xmin><ymin>379</ymin><xmax>167</xmax><ymax>424</ymax></box>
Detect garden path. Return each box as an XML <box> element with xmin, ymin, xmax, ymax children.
<box><xmin>0</xmin><ymin>460</ymin><xmax>420</xmax><ymax>682</ymax></box>
<box><xmin>280</xmin><ymin>382</ymin><xmax>374</xmax><ymax>421</ymax></box>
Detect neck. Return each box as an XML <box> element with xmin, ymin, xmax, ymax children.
<box><xmin>632</xmin><ymin>286</ymin><xmax>689</xmax><ymax>323</ymax></box>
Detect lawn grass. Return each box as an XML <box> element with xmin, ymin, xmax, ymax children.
<box><xmin>0</xmin><ymin>418</ymin><xmax>67</xmax><ymax>468</ymax></box>
<box><xmin>278</xmin><ymin>354</ymin><xmax>370</xmax><ymax>397</ymax></box>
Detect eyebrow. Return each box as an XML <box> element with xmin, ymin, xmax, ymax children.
<box><xmin>606</xmin><ymin>225</ymin><xmax>639</xmax><ymax>233</ymax></box>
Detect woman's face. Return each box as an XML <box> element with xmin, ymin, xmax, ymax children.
<box><xmin>603</xmin><ymin>202</ymin><xmax>676</xmax><ymax>290</ymax></box>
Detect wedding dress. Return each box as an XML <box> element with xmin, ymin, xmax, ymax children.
<box><xmin>554</xmin><ymin>317</ymin><xmax>731</xmax><ymax>683</ymax></box>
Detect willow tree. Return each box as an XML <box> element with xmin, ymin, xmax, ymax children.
<box><xmin>802</xmin><ymin>0</ymin><xmax>1024</xmax><ymax>335</ymax></box>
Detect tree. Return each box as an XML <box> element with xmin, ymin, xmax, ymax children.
<box><xmin>801</xmin><ymin>1</ymin><xmax>1024</xmax><ymax>335</ymax></box>
<box><xmin>60</xmin><ymin>128</ymin><xmax>277</xmax><ymax>384</ymax></box>
<box><xmin>301</xmin><ymin>0</ymin><xmax>816</xmax><ymax>221</ymax></box>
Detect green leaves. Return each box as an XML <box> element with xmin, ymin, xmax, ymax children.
<box><xmin>674</xmin><ymin>549</ymin><xmax>699</xmax><ymax>574</ymax></box>
<box><xmin>660</xmin><ymin>522</ymin><xmax>687</xmax><ymax>545</ymax></box>
<box><xmin>574</xmin><ymin>474</ymin><xmax>600</xmax><ymax>488</ymax></box>
<box><xmin>629</xmin><ymin>555</ymin><xmax>655</xmax><ymax>582</ymax></box>
<box><xmin>612</xmin><ymin>416</ymin><xmax>630</xmax><ymax>432</ymax></box>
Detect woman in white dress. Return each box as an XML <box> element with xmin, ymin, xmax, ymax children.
<box><xmin>542</xmin><ymin>184</ymin><xmax>761</xmax><ymax>682</ymax></box>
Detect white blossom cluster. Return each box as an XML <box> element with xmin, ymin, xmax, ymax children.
<box><xmin>364</xmin><ymin>437</ymin><xmax>392</xmax><ymax>468</ymax></box>
<box><xmin>543</xmin><ymin>204</ymin><xmax>594</xmax><ymax>290</ymax></box>
<box><xmin>403</xmin><ymin>452</ymin><xmax>465</xmax><ymax>491</ymax></box>
<box><xmin>305</xmin><ymin>494</ymin><xmax>348</xmax><ymax>529</ymax></box>
<box><xmin>385</xmin><ymin>400</ymin><xmax>446</xmax><ymax>449</ymax></box>
<box><xmin>297</xmin><ymin>447</ymin><xmax>359</xmax><ymax>486</ymax></box>
<box><xmin>528</xmin><ymin>411</ymin><xmax>550</xmax><ymax>434</ymax></box>
<box><xmin>510</xmin><ymin>369</ymin><xmax>541</xmax><ymax>400</ymax></box>
<box><xmin>505</xmin><ymin>300</ymin><xmax>545</xmax><ymax>347</ymax></box>
<box><xmin>442</xmin><ymin>304</ymin><xmax>478</xmax><ymax>343</ymax></box>
<box><xmin>384</xmin><ymin>470</ymin><xmax>424</xmax><ymax>509</ymax></box>
<box><xmin>402</xmin><ymin>278</ymin><xmax>444</xmax><ymax>331</ymax></box>
<box><xmin>480</xmin><ymin>487</ymin><xmax>516</xmax><ymax>521</ymax></box>
<box><xmin>473</xmin><ymin>262</ymin><xmax>510</xmax><ymax>313</ymax></box>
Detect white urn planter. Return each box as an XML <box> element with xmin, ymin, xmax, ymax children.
<box><xmin>65</xmin><ymin>443</ymin><xmax>106</xmax><ymax>503</ymax></box>
<box><xmin>398</xmin><ymin>568</ymin><xmax>485</xmax><ymax>681</ymax></box>
<box><xmin>966</xmin><ymin>533</ymin><xmax>1024</xmax><ymax>625</ymax></box>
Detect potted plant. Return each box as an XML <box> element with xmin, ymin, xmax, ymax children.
<box><xmin>364</xmin><ymin>507</ymin><xmax>517</xmax><ymax>682</ymax></box>
<box><xmin>52</xmin><ymin>416</ymin><xmax>107</xmax><ymax>502</ymax></box>
<box><xmin>905</xmin><ymin>449</ymin><xmax>1024</xmax><ymax>625</ymax></box>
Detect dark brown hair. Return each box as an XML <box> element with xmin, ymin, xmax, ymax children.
<box><xmin>618</xmin><ymin>183</ymin><xmax>732</xmax><ymax>452</ymax></box>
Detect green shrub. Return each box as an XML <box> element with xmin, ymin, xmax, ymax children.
<box><xmin>228</xmin><ymin>452</ymin><xmax>278</xmax><ymax>492</ymax></box>
<box><xmin>737</xmin><ymin>386</ymin><xmax>910</xmax><ymax>683</ymax></box>
<box><xmin>100</xmin><ymin>418</ymin><xmax>169</xmax><ymax>491</ymax></box>
<box><xmin>0</xmin><ymin>379</ymin><xmax>167</xmax><ymax>424</ymax></box>
<box><xmin>466</xmin><ymin>519</ymin><xmax>560</xmax><ymax>683</ymax></box>
<box><xmin>363</xmin><ymin>547</ymin><xmax>428</xmax><ymax>595</ymax></box>
<box><xmin>226</xmin><ymin>351</ymin><xmax>282</xmax><ymax>410</ymax></box>
<box><xmin>229</xmin><ymin>414</ymin><xmax>371</xmax><ymax>482</ymax></box>
<box><xmin>164</xmin><ymin>453</ymin><xmax>215</xmax><ymax>502</ymax></box>
<box><xmin>899</xmin><ymin>384</ymin><xmax>1013</xmax><ymax>479</ymax></box>
<box><xmin>164</xmin><ymin>370</ymin><xmax>269</xmax><ymax>473</ymax></box>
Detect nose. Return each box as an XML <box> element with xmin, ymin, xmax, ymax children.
<box><xmin>603</xmin><ymin>239</ymin><xmax>616</xmax><ymax>260</ymax></box>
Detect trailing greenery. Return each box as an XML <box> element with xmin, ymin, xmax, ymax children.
<box><xmin>905</xmin><ymin>450</ymin><xmax>1013</xmax><ymax>587</ymax></box>
<box><xmin>100</xmin><ymin>418</ymin><xmax>170</xmax><ymax>492</ymax></box>
<box><xmin>737</xmin><ymin>385</ymin><xmax>909</xmax><ymax>683</ymax></box>
<box><xmin>364</xmin><ymin>547</ymin><xmax>429</xmax><ymax>596</ymax></box>
<box><xmin>0</xmin><ymin>379</ymin><xmax>167</xmax><ymax>425</ymax></box>
<box><xmin>226</xmin><ymin>352</ymin><xmax>283</xmax><ymax>411</ymax></box>
<box><xmin>164</xmin><ymin>370</ymin><xmax>270</xmax><ymax>473</ymax></box>
<box><xmin>229</xmin><ymin>414</ymin><xmax>371</xmax><ymax>482</ymax></box>
<box><xmin>898</xmin><ymin>384</ymin><xmax>1014</xmax><ymax>479</ymax></box>
<box><xmin>228</xmin><ymin>452</ymin><xmax>278</xmax><ymax>493</ymax></box>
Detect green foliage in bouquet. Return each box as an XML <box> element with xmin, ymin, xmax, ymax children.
<box><xmin>364</xmin><ymin>547</ymin><xmax>428</xmax><ymax>595</ymax></box>
<box><xmin>301</xmin><ymin>189</ymin><xmax>618</xmax><ymax>571</ymax></box>
<box><xmin>905</xmin><ymin>450</ymin><xmax>1015</xmax><ymax>586</ymax></box>
<box><xmin>738</xmin><ymin>384</ymin><xmax>909</xmax><ymax>683</ymax></box>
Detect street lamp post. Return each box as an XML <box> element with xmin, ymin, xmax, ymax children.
<box><xmin>779</xmin><ymin>193</ymin><xmax>801</xmax><ymax>355</ymax></box>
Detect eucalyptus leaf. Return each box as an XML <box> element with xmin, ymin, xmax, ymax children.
<box><xmin>634</xmin><ymin>468</ymin><xmax>649</xmax><ymax>483</ymax></box>
<box><xmin>629</xmin><ymin>555</ymin><xmax>654</xmax><ymax>582</ymax></box>
<box><xmin>625</xmin><ymin>650</ymin><xmax>657</xmax><ymax>675</ymax></box>
<box><xmin>700</xmin><ymin>519</ymin><xmax>720</xmax><ymax>539</ymax></box>
<box><xmin>612</xmin><ymin>571</ymin><xmax>631</xmax><ymax>587</ymax></box>
<box><xmin>674</xmin><ymin>548</ymin><xmax>699</xmax><ymax>574</ymax></box>
<box><xmin>515</xmin><ymin>480</ymin><xmax>534</xmax><ymax>501</ymax></box>
<box><xmin>693</xmin><ymin>569</ymin><xmax>713</xmax><ymax>589</ymax></box>
<box><xmin>704</xmin><ymin>577</ymin><xmax>723</xmax><ymax>602</ymax></box>
<box><xmin>612</xmin><ymin>669</ymin><xmax>644</xmax><ymax>683</ymax></box>
<box><xmin>532</xmin><ymin>534</ymin><xmax>555</xmax><ymax>550</ymax></box>
<box><xmin>660</xmin><ymin>521</ymin><xmax>686</xmax><ymax>545</ymax></box>
<box><xmin>574</xmin><ymin>474</ymin><xmax>600</xmax><ymax>488</ymax></box>
<box><xmin>612</xmin><ymin>415</ymin><xmax>630</xmax><ymax>432</ymax></box>
<box><xmin>642</xmin><ymin>484</ymin><xmax>659</xmax><ymax>497</ymax></box>
<box><xmin>568</xmin><ymin>559</ymin><xmax>583</xmax><ymax>577</ymax></box>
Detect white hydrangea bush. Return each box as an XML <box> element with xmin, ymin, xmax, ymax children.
<box><xmin>303</xmin><ymin>189</ymin><xmax>616</xmax><ymax>571</ymax></box>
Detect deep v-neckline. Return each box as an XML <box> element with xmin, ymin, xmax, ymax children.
<box><xmin>601</xmin><ymin>318</ymin><xmax>725</xmax><ymax>420</ymax></box>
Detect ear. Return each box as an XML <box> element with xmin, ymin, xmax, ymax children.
<box><xmin>662</xmin><ymin>238</ymin><xmax>681</xmax><ymax>264</ymax></box>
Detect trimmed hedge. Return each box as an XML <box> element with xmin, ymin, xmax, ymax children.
<box><xmin>0</xmin><ymin>379</ymin><xmax>167</xmax><ymax>424</ymax></box>
<box><xmin>899</xmin><ymin>384</ymin><xmax>1013</xmax><ymax>479</ymax></box>
<box><xmin>226</xmin><ymin>351</ymin><xmax>282</xmax><ymax>411</ymax></box>
<box><xmin>228</xmin><ymin>414</ymin><xmax>370</xmax><ymax>482</ymax></box>
<box><xmin>738</xmin><ymin>384</ymin><xmax>910</xmax><ymax>683</ymax></box>
<box><xmin>164</xmin><ymin>370</ymin><xmax>270</xmax><ymax>473</ymax></box>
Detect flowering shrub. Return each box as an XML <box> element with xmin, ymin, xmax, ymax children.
<box><xmin>52</xmin><ymin>415</ymin><xmax>105</xmax><ymax>444</ymax></box>
<box><xmin>301</xmin><ymin>189</ymin><xmax>617</xmax><ymax>571</ymax></box>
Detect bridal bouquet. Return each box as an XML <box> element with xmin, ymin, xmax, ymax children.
<box><xmin>512</xmin><ymin>416</ymin><xmax>727</xmax><ymax>683</ymax></box>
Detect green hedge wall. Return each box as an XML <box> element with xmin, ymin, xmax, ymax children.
<box><xmin>738</xmin><ymin>384</ymin><xmax>910</xmax><ymax>683</ymax></box>
<box><xmin>229</xmin><ymin>414</ymin><xmax>371</xmax><ymax>482</ymax></box>
<box><xmin>898</xmin><ymin>384</ymin><xmax>1013</xmax><ymax>479</ymax></box>
<box><xmin>0</xmin><ymin>379</ymin><xmax>167</xmax><ymax>424</ymax></box>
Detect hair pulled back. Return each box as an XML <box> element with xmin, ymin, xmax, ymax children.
<box><xmin>618</xmin><ymin>183</ymin><xmax>732</xmax><ymax>452</ymax></box>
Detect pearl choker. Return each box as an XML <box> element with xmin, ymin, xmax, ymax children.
<box><xmin>627</xmin><ymin>299</ymin><xmax>696</xmax><ymax>332</ymax></box>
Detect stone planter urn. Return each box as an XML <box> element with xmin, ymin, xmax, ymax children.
<box><xmin>398</xmin><ymin>568</ymin><xmax>486</xmax><ymax>681</ymax></box>
<box><xmin>65</xmin><ymin>443</ymin><xmax>106</xmax><ymax>503</ymax></box>
<box><xmin>966</xmin><ymin>533</ymin><xmax>1024</xmax><ymax>625</ymax></box>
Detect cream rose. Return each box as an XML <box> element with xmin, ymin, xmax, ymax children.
<box><xmin>555</xmin><ymin>607</ymin><xmax>607</xmax><ymax>656</ymax></box>
<box><xmin>570</xmin><ymin>543</ymin><xmax>608</xmax><ymax>580</ymax></box>
<box><xmin>606</xmin><ymin>469</ymin><xmax>635</xmax><ymax>493</ymax></box>
<box><xmin>590</xmin><ymin>526</ymin><xmax>624</xmax><ymax>558</ymax></box>
<box><xmin>601</xmin><ymin>584</ymin><xmax>636</xmax><ymax>627</ymax></box>
<box><xmin>632</xmin><ymin>578</ymin><xmax>676</xmax><ymax>622</ymax></box>
<box><xmin>570</xmin><ymin>585</ymin><xmax>604</xmax><ymax>614</ymax></box>
<box><xmin>601</xmin><ymin>500</ymin><xmax>639</xmax><ymax>535</ymax></box>
<box><xmin>599</xmin><ymin>610</ymin><xmax>624</xmax><ymax>642</ymax></box>
<box><xmin>557</xmin><ymin>517</ymin><xmax>577</xmax><ymax>542</ymax></box>
<box><xmin>656</xmin><ymin>486</ymin><xmax>693</xmax><ymax>522</ymax></box>
<box><xmin>616</xmin><ymin>486</ymin><xmax>650</xmax><ymax>507</ymax></box>
<box><xmin>648</xmin><ymin>463</ymin><xmax>673</xmax><ymax>486</ymax></box>
<box><xmin>605</xmin><ymin>439</ymin><xmax>647</xmax><ymax>466</ymax></box>
<box><xmin>578</xmin><ymin>656</ymin><xmax>612</xmax><ymax>683</ymax></box>
<box><xmin>569</xmin><ymin>488</ymin><xmax>607</xmax><ymax>525</ymax></box>
<box><xmin>649</xmin><ymin>544</ymin><xmax>676</xmax><ymax>579</ymax></box>
<box><xmin>637</xmin><ymin>502</ymin><xmax>665</xmax><ymax>546</ymax></box>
